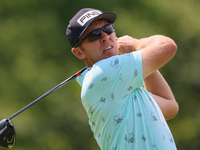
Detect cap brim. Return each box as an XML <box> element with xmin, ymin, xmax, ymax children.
<box><xmin>78</xmin><ymin>12</ymin><xmax>117</xmax><ymax>39</ymax></box>
<box><xmin>92</xmin><ymin>12</ymin><xmax>117</xmax><ymax>24</ymax></box>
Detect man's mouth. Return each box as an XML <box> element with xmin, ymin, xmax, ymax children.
<box><xmin>103</xmin><ymin>46</ymin><xmax>112</xmax><ymax>52</ymax></box>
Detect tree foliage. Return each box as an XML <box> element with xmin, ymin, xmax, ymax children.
<box><xmin>0</xmin><ymin>0</ymin><xmax>200</xmax><ymax>149</ymax></box>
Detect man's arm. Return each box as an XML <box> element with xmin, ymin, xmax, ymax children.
<box><xmin>117</xmin><ymin>35</ymin><xmax>179</xmax><ymax>120</ymax></box>
<box><xmin>118</xmin><ymin>35</ymin><xmax>177</xmax><ymax>77</ymax></box>
<box><xmin>137</xmin><ymin>35</ymin><xmax>177</xmax><ymax>78</ymax></box>
<box><xmin>144</xmin><ymin>70</ymin><xmax>179</xmax><ymax>120</ymax></box>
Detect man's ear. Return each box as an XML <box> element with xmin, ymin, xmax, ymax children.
<box><xmin>71</xmin><ymin>47</ymin><xmax>85</xmax><ymax>59</ymax></box>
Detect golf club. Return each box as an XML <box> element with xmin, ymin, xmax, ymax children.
<box><xmin>0</xmin><ymin>67</ymin><xmax>87</xmax><ymax>149</ymax></box>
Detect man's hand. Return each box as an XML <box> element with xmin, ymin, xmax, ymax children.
<box><xmin>117</xmin><ymin>36</ymin><xmax>138</xmax><ymax>54</ymax></box>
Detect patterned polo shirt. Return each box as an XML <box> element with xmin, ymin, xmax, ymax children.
<box><xmin>76</xmin><ymin>51</ymin><xmax>177</xmax><ymax>150</ymax></box>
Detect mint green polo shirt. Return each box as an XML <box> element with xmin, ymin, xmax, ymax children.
<box><xmin>77</xmin><ymin>51</ymin><xmax>177</xmax><ymax>150</ymax></box>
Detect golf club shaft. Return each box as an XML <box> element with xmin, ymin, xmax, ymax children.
<box><xmin>8</xmin><ymin>67</ymin><xmax>87</xmax><ymax>120</ymax></box>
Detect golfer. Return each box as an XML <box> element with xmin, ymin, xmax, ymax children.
<box><xmin>66</xmin><ymin>8</ymin><xmax>179</xmax><ymax>150</ymax></box>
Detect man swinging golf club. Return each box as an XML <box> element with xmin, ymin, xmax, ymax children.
<box><xmin>67</xmin><ymin>8</ymin><xmax>179</xmax><ymax>150</ymax></box>
<box><xmin>0</xmin><ymin>8</ymin><xmax>179</xmax><ymax>150</ymax></box>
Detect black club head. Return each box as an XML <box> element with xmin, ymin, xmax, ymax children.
<box><xmin>0</xmin><ymin>119</ymin><xmax>16</xmax><ymax>149</ymax></box>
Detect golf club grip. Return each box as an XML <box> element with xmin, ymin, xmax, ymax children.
<box><xmin>8</xmin><ymin>67</ymin><xmax>87</xmax><ymax>120</ymax></box>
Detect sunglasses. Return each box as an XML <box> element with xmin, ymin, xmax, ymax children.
<box><xmin>73</xmin><ymin>24</ymin><xmax>115</xmax><ymax>47</ymax></box>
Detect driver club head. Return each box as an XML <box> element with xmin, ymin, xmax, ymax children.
<box><xmin>0</xmin><ymin>119</ymin><xmax>16</xmax><ymax>149</ymax></box>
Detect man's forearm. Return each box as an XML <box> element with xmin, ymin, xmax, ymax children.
<box><xmin>118</xmin><ymin>35</ymin><xmax>177</xmax><ymax>55</ymax></box>
<box><xmin>144</xmin><ymin>70</ymin><xmax>175</xmax><ymax>100</ymax></box>
<box><xmin>144</xmin><ymin>70</ymin><xmax>179</xmax><ymax>120</ymax></box>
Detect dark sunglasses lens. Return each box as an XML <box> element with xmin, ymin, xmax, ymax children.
<box><xmin>103</xmin><ymin>25</ymin><xmax>115</xmax><ymax>34</ymax></box>
<box><xmin>88</xmin><ymin>29</ymin><xmax>101</xmax><ymax>42</ymax></box>
<box><xmin>87</xmin><ymin>24</ymin><xmax>115</xmax><ymax>42</ymax></box>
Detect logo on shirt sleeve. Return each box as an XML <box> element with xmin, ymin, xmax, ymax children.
<box><xmin>110</xmin><ymin>58</ymin><xmax>119</xmax><ymax>69</ymax></box>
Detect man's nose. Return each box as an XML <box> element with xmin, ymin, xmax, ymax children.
<box><xmin>100</xmin><ymin>31</ymin><xmax>109</xmax><ymax>43</ymax></box>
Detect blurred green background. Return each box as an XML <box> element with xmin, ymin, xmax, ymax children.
<box><xmin>0</xmin><ymin>0</ymin><xmax>200</xmax><ymax>149</ymax></box>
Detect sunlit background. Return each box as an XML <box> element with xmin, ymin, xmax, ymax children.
<box><xmin>0</xmin><ymin>0</ymin><xmax>200</xmax><ymax>149</ymax></box>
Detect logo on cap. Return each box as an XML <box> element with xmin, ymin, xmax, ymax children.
<box><xmin>77</xmin><ymin>10</ymin><xmax>102</xmax><ymax>26</ymax></box>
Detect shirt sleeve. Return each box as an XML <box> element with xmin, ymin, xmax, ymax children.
<box><xmin>91</xmin><ymin>50</ymin><xmax>143</xmax><ymax>101</ymax></box>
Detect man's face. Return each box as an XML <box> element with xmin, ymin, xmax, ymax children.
<box><xmin>72</xmin><ymin>20</ymin><xmax>118</xmax><ymax>67</ymax></box>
